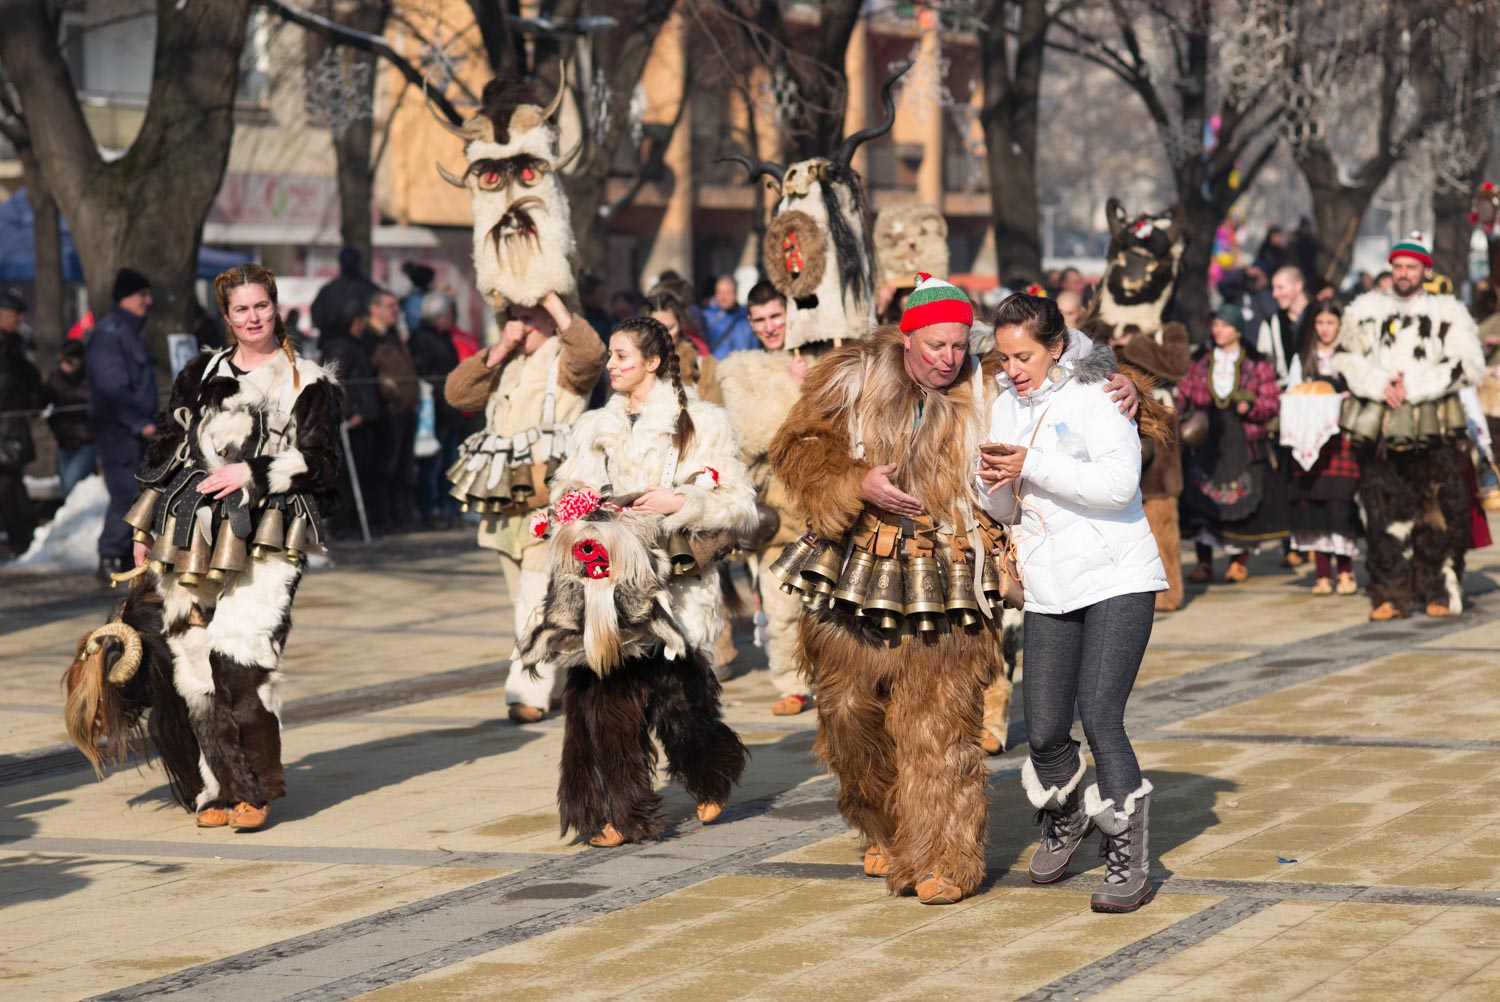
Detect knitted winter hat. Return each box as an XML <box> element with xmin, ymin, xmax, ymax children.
<box><xmin>112</xmin><ymin>267</ymin><xmax>151</xmax><ymax>302</ymax></box>
<box><xmin>1388</xmin><ymin>231</ymin><xmax>1432</xmax><ymax>268</ymax></box>
<box><xmin>1213</xmin><ymin>302</ymin><xmax>1247</xmax><ymax>336</ymax></box>
<box><xmin>899</xmin><ymin>272</ymin><xmax>974</xmax><ymax>333</ymax></box>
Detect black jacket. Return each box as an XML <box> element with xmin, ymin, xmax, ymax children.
<box><xmin>0</xmin><ymin>333</ymin><xmax>41</xmax><ymax>470</ymax></box>
<box><xmin>409</xmin><ymin>323</ymin><xmax>462</xmax><ymax>430</ymax></box>
<box><xmin>45</xmin><ymin>367</ymin><xmax>93</xmax><ymax>451</ymax></box>
<box><xmin>320</xmin><ymin>332</ymin><xmax>380</xmax><ymax>427</ymax></box>
<box><xmin>86</xmin><ymin>307</ymin><xmax>158</xmax><ymax>435</ymax></box>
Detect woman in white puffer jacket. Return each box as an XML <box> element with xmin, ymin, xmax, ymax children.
<box><xmin>976</xmin><ymin>293</ymin><xmax>1166</xmax><ymax>915</ymax></box>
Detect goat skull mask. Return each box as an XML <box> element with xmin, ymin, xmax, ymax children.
<box><xmin>436</xmin><ymin>77</ymin><xmax>579</xmax><ymax>309</ymax></box>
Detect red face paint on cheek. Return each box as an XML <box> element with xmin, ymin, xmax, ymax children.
<box><xmin>616</xmin><ymin>366</ymin><xmax>636</xmax><ymax>374</ymax></box>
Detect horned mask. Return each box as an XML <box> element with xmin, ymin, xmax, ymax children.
<box><xmin>1092</xmin><ymin>197</ymin><xmax>1188</xmax><ymax>334</ymax></box>
<box><xmin>435</xmin><ymin>76</ymin><xmax>581</xmax><ymax>310</ymax></box>
<box><xmin>724</xmin><ymin>65</ymin><xmax>909</xmax><ymax>350</ymax></box>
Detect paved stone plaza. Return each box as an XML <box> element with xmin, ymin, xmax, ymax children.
<box><xmin>4</xmin><ymin>527</ymin><xmax>1500</xmax><ymax>1001</ymax></box>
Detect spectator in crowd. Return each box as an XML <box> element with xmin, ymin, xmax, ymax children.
<box><xmin>410</xmin><ymin>291</ymin><xmax>464</xmax><ymax>529</ymax></box>
<box><xmin>400</xmin><ymin>261</ymin><xmax>436</xmax><ymax>337</ymax></box>
<box><xmin>1178</xmin><ymin>303</ymin><xmax>1285</xmax><ymax>584</ymax></box>
<box><xmin>1058</xmin><ymin>267</ymin><xmax>1087</xmax><ymax>299</ymax></box>
<box><xmin>1056</xmin><ymin>289</ymin><xmax>1084</xmax><ymax>330</ymax></box>
<box><xmin>320</xmin><ymin>299</ymin><xmax>380</xmax><ymax>538</ymax></box>
<box><xmin>86</xmin><ymin>268</ymin><xmax>158</xmax><ymax>580</ymax></box>
<box><xmin>1256</xmin><ymin>265</ymin><xmax>1312</xmax><ymax>390</ymax></box>
<box><xmin>608</xmin><ymin>289</ymin><xmax>642</xmax><ymax>324</ymax></box>
<box><xmin>702</xmin><ymin>276</ymin><xmax>757</xmax><ymax>359</ymax></box>
<box><xmin>190</xmin><ymin>296</ymin><xmax>226</xmax><ymax>350</ymax></box>
<box><xmin>363</xmin><ymin>288</ymin><xmax>419</xmax><ymax>532</ymax></box>
<box><xmin>1254</xmin><ymin>226</ymin><xmax>1287</xmax><ymax>276</ymax></box>
<box><xmin>1375</xmin><ymin>270</ymin><xmax>1393</xmax><ymax>294</ymax></box>
<box><xmin>1285</xmin><ymin>301</ymin><xmax>1362</xmax><ymax>596</ymax></box>
<box><xmin>578</xmin><ymin>274</ymin><xmax>613</xmax><ymax>338</ymax></box>
<box><xmin>642</xmin><ymin>291</ymin><xmax>721</xmax><ymax>404</ymax></box>
<box><xmin>0</xmin><ymin>289</ymin><xmax>41</xmax><ymax>557</ymax></box>
<box><xmin>311</xmin><ymin>246</ymin><xmax>379</xmax><ymax>337</ymax></box>
<box><xmin>653</xmin><ymin>270</ymin><xmax>704</xmax><ymax>334</ymax></box>
<box><xmin>45</xmin><ymin>339</ymin><xmax>96</xmax><ymax>498</ymax></box>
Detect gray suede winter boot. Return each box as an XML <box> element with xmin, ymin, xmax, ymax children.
<box><xmin>1022</xmin><ymin>751</ymin><xmax>1094</xmax><ymax>884</ymax></box>
<box><xmin>1086</xmin><ymin>780</ymin><xmax>1153</xmax><ymax>912</ymax></box>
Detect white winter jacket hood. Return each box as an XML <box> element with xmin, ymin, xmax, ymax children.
<box><xmin>979</xmin><ymin>330</ymin><xmax>1167</xmax><ymax>614</ymax></box>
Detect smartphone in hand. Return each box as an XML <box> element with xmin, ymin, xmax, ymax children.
<box><xmin>979</xmin><ymin>442</ymin><xmax>1015</xmax><ymax>457</ymax></box>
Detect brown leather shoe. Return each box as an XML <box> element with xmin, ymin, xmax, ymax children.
<box><xmin>196</xmin><ymin>806</ymin><xmax>231</xmax><ymax>828</ymax></box>
<box><xmin>863</xmin><ymin>845</ymin><xmax>891</xmax><ymax>877</ymax></box>
<box><xmin>1425</xmin><ymin>602</ymin><xmax>1453</xmax><ymax>618</ymax></box>
<box><xmin>980</xmin><ymin>731</ymin><xmax>1003</xmax><ymax>756</ymax></box>
<box><xmin>916</xmin><ymin>872</ymin><xmax>962</xmax><ymax>905</ymax></box>
<box><xmin>696</xmin><ymin>802</ymin><xmax>724</xmax><ymax>824</ymax></box>
<box><xmin>1369</xmin><ymin>601</ymin><xmax>1406</xmax><ymax>621</ymax></box>
<box><xmin>508</xmin><ymin>703</ymin><xmax>545</xmax><ymax>724</ymax></box>
<box><xmin>229</xmin><ymin>802</ymin><xmax>269</xmax><ymax>831</ymax></box>
<box><xmin>1282</xmin><ymin>551</ymin><xmax>1305</xmax><ymax>568</ymax></box>
<box><xmin>1336</xmin><ymin>572</ymin><xmax>1359</xmax><ymax>595</ymax></box>
<box><xmin>1312</xmin><ymin>577</ymin><xmax>1334</xmax><ymax>595</ymax></box>
<box><xmin>771</xmin><ymin>694</ymin><xmax>810</xmax><ymax>716</ymax></box>
<box><xmin>1223</xmin><ymin>561</ymin><xmax>1249</xmax><ymax>583</ymax></box>
<box><xmin>588</xmin><ymin>822</ymin><xmax>626</xmax><ymax>848</ymax></box>
<box><xmin>1187</xmin><ymin>563</ymin><xmax>1212</xmax><ymax>584</ymax></box>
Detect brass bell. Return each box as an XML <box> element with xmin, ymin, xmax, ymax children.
<box><xmin>444</xmin><ymin>454</ymin><xmax>469</xmax><ymax>484</ymax></box>
<box><xmin>283</xmin><ymin>514</ymin><xmax>312</xmax><ymax>563</ymax></box>
<box><xmin>485</xmin><ymin>463</ymin><xmax>513</xmax><ymax>501</ymax></box>
<box><xmin>861</xmin><ymin>556</ymin><xmax>904</xmax><ymax>631</ymax></box>
<box><xmin>1443</xmin><ymin>394</ymin><xmax>1466</xmax><ymax>436</ymax></box>
<box><xmin>1385</xmin><ymin>403</ymin><xmax>1416</xmax><ymax>447</ymax></box>
<box><xmin>831</xmin><ymin>550</ymin><xmax>877</xmax><ymax>610</ymax></box>
<box><xmin>666</xmin><ymin>532</ymin><xmax>698</xmax><ymax>575</ymax></box>
<box><xmin>250</xmin><ymin>507</ymin><xmax>285</xmax><ymax>560</ymax></box>
<box><xmin>207</xmin><ymin>522</ymin><xmax>248</xmax><ymax>583</ymax></box>
<box><xmin>769</xmin><ymin>534</ymin><xmax>817</xmax><ymax>590</ymax></box>
<box><xmin>123</xmin><ymin>488</ymin><xmax>162</xmax><ymax>534</ymax></box>
<box><xmin>509</xmin><ymin>463</ymin><xmax>535</xmax><ymax>503</ymax></box>
<box><xmin>175</xmin><ymin>523</ymin><xmax>213</xmax><ymax>587</ymax></box>
<box><xmin>147</xmin><ymin>513</ymin><xmax>180</xmax><ymax>576</ymax></box>
<box><xmin>981</xmin><ymin>552</ymin><xmax>1003</xmax><ymax>605</ymax></box>
<box><xmin>448</xmin><ymin>467</ymin><xmax>476</xmax><ymax>504</ymax></box>
<box><xmin>946</xmin><ymin>560</ymin><xmax>981</xmax><ymax>628</ymax></box>
<box><xmin>904</xmin><ymin>554</ymin><xmax>945</xmax><ymax>632</ymax></box>
<box><xmin>798</xmin><ymin>538</ymin><xmax>845</xmax><ymax>592</ymax></box>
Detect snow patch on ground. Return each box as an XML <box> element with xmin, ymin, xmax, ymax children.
<box><xmin>15</xmin><ymin>475</ymin><xmax>108</xmax><ymax>572</ymax></box>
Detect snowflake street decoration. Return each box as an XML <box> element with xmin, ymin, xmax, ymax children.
<box><xmin>305</xmin><ymin>48</ymin><xmax>373</xmax><ymax>137</ymax></box>
<box><xmin>592</xmin><ymin>64</ymin><xmax>614</xmax><ymax>148</ymax></box>
<box><xmin>759</xmin><ymin>65</ymin><xmax>798</xmax><ymax>127</ymax></box>
<box><xmin>1412</xmin><ymin>121</ymin><xmax>1485</xmax><ymax>195</ymax></box>
<box><xmin>890</xmin><ymin>37</ymin><xmax>955</xmax><ymax>125</ymax></box>
<box><xmin>933</xmin><ymin>0</ymin><xmax>987</xmax><ymax>34</ymax></box>
<box><xmin>416</xmin><ymin>24</ymin><xmax>468</xmax><ymax>96</ymax></box>
<box><xmin>628</xmin><ymin>82</ymin><xmax>647</xmax><ymax>147</ymax></box>
<box><xmin>1160</xmin><ymin>116</ymin><xmax>1204</xmax><ymax>170</ymax></box>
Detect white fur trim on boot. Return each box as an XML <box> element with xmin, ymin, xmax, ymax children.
<box><xmin>1022</xmin><ymin>750</ymin><xmax>1088</xmax><ymax>810</ymax></box>
<box><xmin>1085</xmin><ymin>779</ymin><xmax>1153</xmax><ymax>836</ymax></box>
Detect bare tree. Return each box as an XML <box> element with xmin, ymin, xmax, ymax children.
<box><xmin>1050</xmin><ymin>0</ymin><xmax>1284</xmax><ymax>333</ymax></box>
<box><xmin>0</xmin><ymin>0</ymin><xmax>253</xmax><ymax>358</ymax></box>
<box><xmin>0</xmin><ymin>70</ymin><xmax>64</xmax><ymax>366</ymax></box>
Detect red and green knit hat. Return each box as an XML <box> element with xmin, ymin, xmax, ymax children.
<box><xmin>1388</xmin><ymin>231</ymin><xmax>1432</xmax><ymax>268</ymax></box>
<box><xmin>899</xmin><ymin>272</ymin><xmax>974</xmax><ymax>333</ymax></box>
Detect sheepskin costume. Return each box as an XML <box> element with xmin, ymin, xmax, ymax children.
<box><xmin>104</xmin><ymin>347</ymin><xmax>341</xmax><ymax>816</ymax></box>
<box><xmin>1334</xmin><ymin>289</ymin><xmax>1486</xmax><ymax>614</ymax></box>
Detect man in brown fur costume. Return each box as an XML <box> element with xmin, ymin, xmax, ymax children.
<box><xmin>769</xmin><ymin>275</ymin><xmax>1139</xmax><ymax>904</ymax></box>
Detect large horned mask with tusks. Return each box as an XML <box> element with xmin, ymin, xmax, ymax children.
<box><xmin>434</xmin><ymin>75</ymin><xmax>581</xmax><ymax>310</ymax></box>
<box><xmin>723</xmin><ymin>64</ymin><xmax>909</xmax><ymax>350</ymax></box>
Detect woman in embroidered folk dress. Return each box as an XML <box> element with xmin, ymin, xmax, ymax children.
<box><xmin>1178</xmin><ymin>304</ymin><xmax>1286</xmax><ymax>584</ymax></box>
<box><xmin>1284</xmin><ymin>302</ymin><xmax>1363</xmax><ymax>595</ymax></box>
<box><xmin>539</xmin><ymin>316</ymin><xmax>756</xmax><ymax>847</ymax></box>
<box><xmin>65</xmin><ymin>264</ymin><xmax>343</xmax><ymax>832</ymax></box>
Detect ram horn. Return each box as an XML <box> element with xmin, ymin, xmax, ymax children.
<box><xmin>426</xmin><ymin>86</ymin><xmax>471</xmax><ymax>140</ymax></box>
<box><xmin>541</xmin><ymin>64</ymin><xmax>569</xmax><ymax>121</ymax></box>
<box><xmin>555</xmin><ymin>133</ymin><xmax>585</xmax><ymax>171</ymax></box>
<box><xmin>717</xmin><ymin>153</ymin><xmax>786</xmax><ymax>184</ymax></box>
<box><xmin>83</xmin><ymin>622</ymin><xmax>144</xmax><ymax>685</ymax></box>
<box><xmin>832</xmin><ymin>61</ymin><xmax>911</xmax><ymax>167</ymax></box>
<box><xmin>436</xmin><ymin>161</ymin><xmax>467</xmax><ymax>188</ymax></box>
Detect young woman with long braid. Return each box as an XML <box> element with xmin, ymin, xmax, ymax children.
<box><xmin>548</xmin><ymin>316</ymin><xmax>757</xmax><ymax>845</ymax></box>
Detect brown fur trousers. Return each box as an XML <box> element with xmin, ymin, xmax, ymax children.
<box><xmin>800</xmin><ymin>608</ymin><xmax>997</xmax><ymax>895</ymax></box>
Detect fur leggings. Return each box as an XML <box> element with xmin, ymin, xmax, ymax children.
<box><xmin>1358</xmin><ymin>442</ymin><xmax>1472</xmax><ymax>613</ymax></box>
<box><xmin>800</xmin><ymin>609</ymin><xmax>997</xmax><ymax>895</ymax></box>
<box><xmin>558</xmin><ymin>650</ymin><xmax>748</xmax><ymax>843</ymax></box>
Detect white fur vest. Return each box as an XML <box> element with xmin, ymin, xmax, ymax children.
<box><xmin>1334</xmin><ymin>291</ymin><xmax>1485</xmax><ymax>405</ymax></box>
<box><xmin>554</xmin><ymin>379</ymin><xmax>757</xmax><ymax>539</ymax></box>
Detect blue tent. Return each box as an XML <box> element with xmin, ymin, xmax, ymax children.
<box><xmin>0</xmin><ymin>189</ymin><xmax>245</xmax><ymax>282</ymax></box>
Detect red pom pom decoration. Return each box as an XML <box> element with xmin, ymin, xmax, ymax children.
<box><xmin>555</xmin><ymin>489</ymin><xmax>603</xmax><ymax>524</ymax></box>
<box><xmin>528</xmin><ymin>512</ymin><xmax>550</xmax><ymax>538</ymax></box>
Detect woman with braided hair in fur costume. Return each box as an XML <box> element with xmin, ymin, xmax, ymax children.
<box><xmin>65</xmin><ymin>264</ymin><xmax>342</xmax><ymax>831</ymax></box>
<box><xmin>768</xmin><ymin>275</ymin><xmax>1144</xmax><ymax>905</ymax></box>
<box><xmin>543</xmin><ymin>315</ymin><xmax>757</xmax><ymax>846</ymax></box>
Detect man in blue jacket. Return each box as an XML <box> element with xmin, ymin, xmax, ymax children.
<box><xmin>702</xmin><ymin>276</ymin><xmax>757</xmax><ymax>359</ymax></box>
<box><xmin>86</xmin><ymin>268</ymin><xmax>158</xmax><ymax>581</ymax></box>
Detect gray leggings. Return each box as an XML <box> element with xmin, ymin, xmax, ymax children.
<box><xmin>1023</xmin><ymin>591</ymin><xmax>1155</xmax><ymax>804</ymax></box>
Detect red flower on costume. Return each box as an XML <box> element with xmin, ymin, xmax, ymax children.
<box><xmin>692</xmin><ymin>467</ymin><xmax>721</xmax><ymax>490</ymax></box>
<box><xmin>555</xmin><ymin>489</ymin><xmax>602</xmax><ymax>524</ymax></box>
<box><xmin>572</xmin><ymin>539</ymin><xmax>611</xmax><ymax>579</ymax></box>
<box><xmin>528</xmin><ymin>512</ymin><xmax>550</xmax><ymax>538</ymax></box>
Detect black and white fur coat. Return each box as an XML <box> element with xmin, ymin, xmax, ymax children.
<box><xmin>552</xmin><ymin>379</ymin><xmax>757</xmax><ymax>653</ymax></box>
<box><xmin>136</xmin><ymin>347</ymin><xmax>342</xmax><ymax>812</ymax></box>
<box><xmin>1334</xmin><ymin>291</ymin><xmax>1485</xmax><ymax>405</ymax></box>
